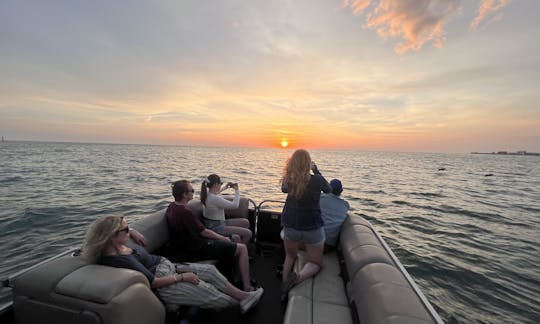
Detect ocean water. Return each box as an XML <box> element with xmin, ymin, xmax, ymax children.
<box><xmin>0</xmin><ymin>141</ymin><xmax>539</xmax><ymax>323</ymax></box>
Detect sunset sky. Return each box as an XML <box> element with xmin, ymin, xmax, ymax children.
<box><xmin>1</xmin><ymin>0</ymin><xmax>539</xmax><ymax>152</ymax></box>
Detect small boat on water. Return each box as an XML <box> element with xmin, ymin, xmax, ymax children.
<box><xmin>0</xmin><ymin>198</ymin><xmax>443</xmax><ymax>324</ymax></box>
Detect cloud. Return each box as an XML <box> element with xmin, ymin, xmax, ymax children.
<box><xmin>470</xmin><ymin>0</ymin><xmax>511</xmax><ymax>29</ymax></box>
<box><xmin>344</xmin><ymin>0</ymin><xmax>461</xmax><ymax>53</ymax></box>
<box><xmin>344</xmin><ymin>0</ymin><xmax>511</xmax><ymax>53</ymax></box>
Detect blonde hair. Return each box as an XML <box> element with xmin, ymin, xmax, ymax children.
<box><xmin>82</xmin><ymin>215</ymin><xmax>124</xmax><ymax>262</ymax></box>
<box><xmin>281</xmin><ymin>149</ymin><xmax>312</xmax><ymax>199</ymax></box>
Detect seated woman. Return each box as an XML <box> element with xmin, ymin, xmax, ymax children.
<box><xmin>82</xmin><ymin>215</ymin><xmax>263</xmax><ymax>313</ymax></box>
<box><xmin>200</xmin><ymin>174</ymin><xmax>252</xmax><ymax>244</ymax></box>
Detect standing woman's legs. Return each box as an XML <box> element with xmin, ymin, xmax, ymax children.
<box><xmin>296</xmin><ymin>242</ymin><xmax>323</xmax><ymax>284</ymax></box>
<box><xmin>282</xmin><ymin>238</ymin><xmax>300</xmax><ymax>284</ymax></box>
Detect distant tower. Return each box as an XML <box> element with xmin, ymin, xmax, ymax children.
<box><xmin>1</xmin><ymin>136</ymin><xmax>3</xmax><ymax>142</ymax></box>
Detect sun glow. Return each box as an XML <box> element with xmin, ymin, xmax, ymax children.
<box><xmin>280</xmin><ymin>139</ymin><xmax>289</xmax><ymax>148</ymax></box>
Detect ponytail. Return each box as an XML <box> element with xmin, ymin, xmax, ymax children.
<box><xmin>201</xmin><ymin>179</ymin><xmax>208</xmax><ymax>206</ymax></box>
<box><xmin>201</xmin><ymin>174</ymin><xmax>221</xmax><ymax>206</ymax></box>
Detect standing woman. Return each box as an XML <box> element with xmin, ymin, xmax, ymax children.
<box><xmin>200</xmin><ymin>174</ymin><xmax>252</xmax><ymax>244</ymax></box>
<box><xmin>280</xmin><ymin>149</ymin><xmax>331</xmax><ymax>299</ymax></box>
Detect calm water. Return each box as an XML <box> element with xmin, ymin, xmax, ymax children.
<box><xmin>1</xmin><ymin>141</ymin><xmax>539</xmax><ymax>323</ymax></box>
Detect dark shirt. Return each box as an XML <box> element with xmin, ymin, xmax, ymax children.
<box><xmin>166</xmin><ymin>202</ymin><xmax>206</xmax><ymax>251</ymax></box>
<box><xmin>100</xmin><ymin>244</ymin><xmax>161</xmax><ymax>283</ymax></box>
<box><xmin>281</xmin><ymin>173</ymin><xmax>331</xmax><ymax>230</ymax></box>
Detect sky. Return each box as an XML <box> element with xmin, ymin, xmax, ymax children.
<box><xmin>1</xmin><ymin>0</ymin><xmax>539</xmax><ymax>153</ymax></box>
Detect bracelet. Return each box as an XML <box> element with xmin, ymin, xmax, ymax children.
<box><xmin>173</xmin><ymin>274</ymin><xmax>177</xmax><ymax>282</ymax></box>
<box><xmin>180</xmin><ymin>273</ymin><xmax>184</xmax><ymax>281</ymax></box>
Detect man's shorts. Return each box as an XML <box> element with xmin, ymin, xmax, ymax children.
<box><xmin>195</xmin><ymin>239</ymin><xmax>237</xmax><ymax>261</ymax></box>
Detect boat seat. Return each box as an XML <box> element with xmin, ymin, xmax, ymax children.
<box><xmin>284</xmin><ymin>251</ymin><xmax>353</xmax><ymax>324</ymax></box>
<box><xmin>12</xmin><ymin>255</ymin><xmax>164</xmax><ymax>324</ymax></box>
<box><xmin>11</xmin><ymin>201</ymin><xmax>250</xmax><ymax>324</ymax></box>
<box><xmin>187</xmin><ymin>197</ymin><xmax>250</xmax><ymax>221</ymax></box>
<box><xmin>283</xmin><ymin>214</ymin><xmax>438</xmax><ymax>324</ymax></box>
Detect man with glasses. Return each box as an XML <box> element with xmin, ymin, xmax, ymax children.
<box><xmin>166</xmin><ymin>180</ymin><xmax>255</xmax><ymax>292</ymax></box>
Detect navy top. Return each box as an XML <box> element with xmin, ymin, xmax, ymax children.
<box><xmin>281</xmin><ymin>173</ymin><xmax>331</xmax><ymax>230</ymax></box>
<box><xmin>100</xmin><ymin>244</ymin><xmax>161</xmax><ymax>283</ymax></box>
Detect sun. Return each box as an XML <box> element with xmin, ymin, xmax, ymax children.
<box><xmin>280</xmin><ymin>138</ymin><xmax>289</xmax><ymax>148</ymax></box>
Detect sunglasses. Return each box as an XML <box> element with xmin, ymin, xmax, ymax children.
<box><xmin>186</xmin><ymin>189</ymin><xmax>195</xmax><ymax>193</ymax></box>
<box><xmin>116</xmin><ymin>226</ymin><xmax>130</xmax><ymax>235</ymax></box>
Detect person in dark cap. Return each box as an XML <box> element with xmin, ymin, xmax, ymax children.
<box><xmin>320</xmin><ymin>179</ymin><xmax>350</xmax><ymax>250</ymax></box>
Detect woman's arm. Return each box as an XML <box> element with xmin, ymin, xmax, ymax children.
<box><xmin>209</xmin><ymin>190</ymin><xmax>240</xmax><ymax>209</ymax></box>
<box><xmin>129</xmin><ymin>229</ymin><xmax>148</xmax><ymax>247</ymax></box>
<box><xmin>319</xmin><ymin>174</ymin><xmax>331</xmax><ymax>193</ymax></box>
<box><xmin>151</xmin><ymin>272</ymin><xmax>200</xmax><ymax>288</ymax></box>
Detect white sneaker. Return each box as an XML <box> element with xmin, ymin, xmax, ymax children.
<box><xmin>240</xmin><ymin>287</ymin><xmax>264</xmax><ymax>314</ymax></box>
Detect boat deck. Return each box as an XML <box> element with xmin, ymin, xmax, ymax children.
<box><xmin>165</xmin><ymin>243</ymin><xmax>287</xmax><ymax>324</ymax></box>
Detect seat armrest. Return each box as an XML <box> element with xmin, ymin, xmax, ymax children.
<box><xmin>55</xmin><ymin>265</ymin><xmax>150</xmax><ymax>303</ymax></box>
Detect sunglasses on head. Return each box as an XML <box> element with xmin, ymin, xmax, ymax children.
<box><xmin>116</xmin><ymin>226</ymin><xmax>129</xmax><ymax>234</ymax></box>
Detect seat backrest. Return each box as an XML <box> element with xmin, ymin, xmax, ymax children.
<box><xmin>130</xmin><ymin>207</ymin><xmax>169</xmax><ymax>253</ymax></box>
<box><xmin>187</xmin><ymin>197</ymin><xmax>249</xmax><ymax>221</ymax></box>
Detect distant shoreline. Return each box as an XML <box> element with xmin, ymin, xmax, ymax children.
<box><xmin>471</xmin><ymin>151</ymin><xmax>540</xmax><ymax>156</ymax></box>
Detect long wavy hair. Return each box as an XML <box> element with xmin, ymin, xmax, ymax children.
<box><xmin>200</xmin><ymin>174</ymin><xmax>221</xmax><ymax>206</ymax></box>
<box><xmin>82</xmin><ymin>215</ymin><xmax>124</xmax><ymax>263</ymax></box>
<box><xmin>281</xmin><ymin>149</ymin><xmax>312</xmax><ymax>199</ymax></box>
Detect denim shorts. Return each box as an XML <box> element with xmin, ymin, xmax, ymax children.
<box><xmin>283</xmin><ymin>226</ymin><xmax>325</xmax><ymax>245</ymax></box>
<box><xmin>203</xmin><ymin>219</ymin><xmax>225</xmax><ymax>235</ymax></box>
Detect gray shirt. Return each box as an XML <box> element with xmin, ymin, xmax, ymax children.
<box><xmin>320</xmin><ymin>193</ymin><xmax>350</xmax><ymax>246</ymax></box>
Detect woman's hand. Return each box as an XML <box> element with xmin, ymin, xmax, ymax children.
<box><xmin>311</xmin><ymin>162</ymin><xmax>320</xmax><ymax>174</ymax></box>
<box><xmin>180</xmin><ymin>272</ymin><xmax>200</xmax><ymax>285</ymax></box>
<box><xmin>129</xmin><ymin>229</ymin><xmax>148</xmax><ymax>247</ymax></box>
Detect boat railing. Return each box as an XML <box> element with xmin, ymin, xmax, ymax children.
<box><xmin>255</xmin><ymin>199</ymin><xmax>285</xmax><ymax>212</ymax></box>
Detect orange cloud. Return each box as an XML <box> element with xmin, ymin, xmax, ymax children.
<box><xmin>344</xmin><ymin>0</ymin><xmax>461</xmax><ymax>53</ymax></box>
<box><xmin>344</xmin><ymin>0</ymin><xmax>511</xmax><ymax>54</ymax></box>
<box><xmin>471</xmin><ymin>0</ymin><xmax>511</xmax><ymax>29</ymax></box>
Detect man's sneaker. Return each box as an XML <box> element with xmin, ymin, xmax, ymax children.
<box><xmin>240</xmin><ymin>287</ymin><xmax>264</xmax><ymax>314</ymax></box>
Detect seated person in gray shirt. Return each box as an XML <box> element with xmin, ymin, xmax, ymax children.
<box><xmin>320</xmin><ymin>179</ymin><xmax>350</xmax><ymax>249</ymax></box>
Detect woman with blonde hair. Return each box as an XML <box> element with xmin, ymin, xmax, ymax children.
<box><xmin>279</xmin><ymin>149</ymin><xmax>331</xmax><ymax>301</ymax></box>
<box><xmin>82</xmin><ymin>215</ymin><xmax>263</xmax><ymax>313</ymax></box>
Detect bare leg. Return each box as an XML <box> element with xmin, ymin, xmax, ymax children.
<box><xmin>225</xmin><ymin>218</ymin><xmax>250</xmax><ymax>229</ymax></box>
<box><xmin>235</xmin><ymin>243</ymin><xmax>253</xmax><ymax>291</ymax></box>
<box><xmin>224</xmin><ymin>282</ymin><xmax>249</xmax><ymax>302</ymax></box>
<box><xmin>296</xmin><ymin>242</ymin><xmax>323</xmax><ymax>284</ymax></box>
<box><xmin>224</xmin><ymin>225</ymin><xmax>252</xmax><ymax>244</ymax></box>
<box><xmin>225</xmin><ymin>219</ymin><xmax>252</xmax><ymax>244</ymax></box>
<box><xmin>282</xmin><ymin>238</ymin><xmax>300</xmax><ymax>284</ymax></box>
